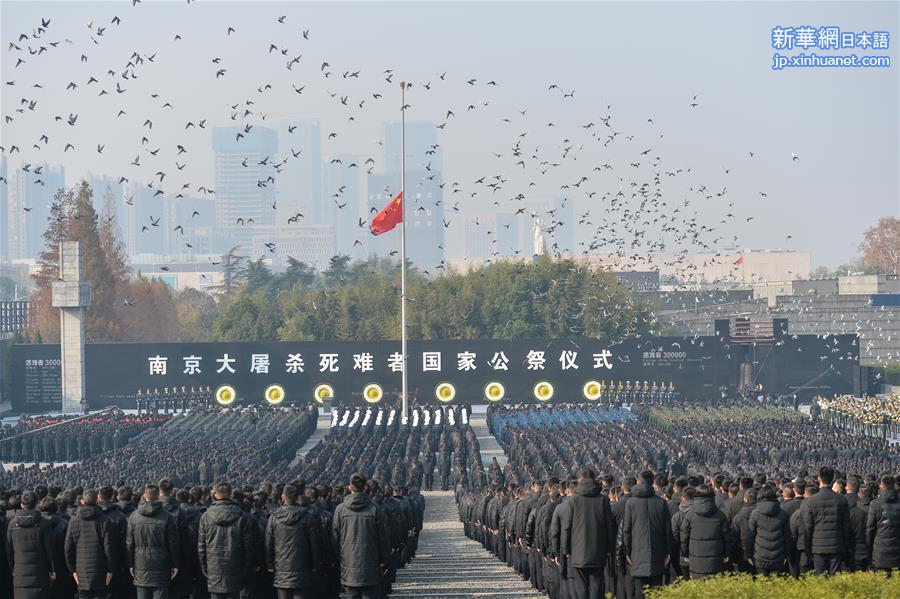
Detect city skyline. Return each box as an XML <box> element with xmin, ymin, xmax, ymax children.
<box><xmin>1</xmin><ymin>1</ymin><xmax>897</xmax><ymax>273</ymax></box>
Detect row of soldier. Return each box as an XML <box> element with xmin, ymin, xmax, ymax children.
<box><xmin>0</xmin><ymin>414</ymin><xmax>169</xmax><ymax>465</ymax></box>
<box><xmin>135</xmin><ymin>387</ymin><xmax>213</xmax><ymax>416</ymax></box>
<box><xmin>2</xmin><ymin>473</ymin><xmax>422</xmax><ymax>599</ymax></box>
<box><xmin>461</xmin><ymin>465</ymin><xmax>899</xmax><ymax>599</ymax></box>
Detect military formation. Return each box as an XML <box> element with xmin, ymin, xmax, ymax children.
<box><xmin>461</xmin><ymin>403</ymin><xmax>900</xmax><ymax>599</ymax></box>
<box><xmin>815</xmin><ymin>393</ymin><xmax>900</xmax><ymax>440</ymax></box>
<box><xmin>0</xmin><ymin>404</ymin><xmax>486</xmax><ymax>599</ymax></box>
<box><xmin>0</xmin><ymin>413</ymin><xmax>169</xmax><ymax>464</ymax></box>
<box><xmin>135</xmin><ymin>387</ymin><xmax>213</xmax><ymax>416</ymax></box>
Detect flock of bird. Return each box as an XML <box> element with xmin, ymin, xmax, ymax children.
<box><xmin>1</xmin><ymin>3</ymin><xmax>888</xmax><ymax>366</ymax></box>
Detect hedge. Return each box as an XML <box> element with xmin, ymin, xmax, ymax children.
<box><xmin>644</xmin><ymin>571</ymin><xmax>900</xmax><ymax>599</ymax></box>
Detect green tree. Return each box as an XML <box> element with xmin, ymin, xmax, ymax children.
<box><xmin>0</xmin><ymin>276</ymin><xmax>17</xmax><ymax>301</ymax></box>
<box><xmin>175</xmin><ymin>288</ymin><xmax>220</xmax><ymax>342</ymax></box>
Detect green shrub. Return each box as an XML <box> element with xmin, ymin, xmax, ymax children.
<box><xmin>644</xmin><ymin>571</ymin><xmax>900</xmax><ymax>599</ymax></box>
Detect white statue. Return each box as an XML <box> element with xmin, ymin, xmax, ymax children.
<box><xmin>532</xmin><ymin>217</ymin><xmax>547</xmax><ymax>256</ymax></box>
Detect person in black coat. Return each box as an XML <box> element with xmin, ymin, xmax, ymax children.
<box><xmin>564</xmin><ymin>469</ymin><xmax>615</xmax><ymax>599</ymax></box>
<box><xmin>802</xmin><ymin>466</ymin><xmax>852</xmax><ymax>575</ymax></box>
<box><xmin>745</xmin><ymin>484</ymin><xmax>790</xmax><ymax>575</ymax></box>
<box><xmin>38</xmin><ymin>497</ymin><xmax>75</xmax><ymax>599</ymax></box>
<box><xmin>6</xmin><ymin>491</ymin><xmax>55</xmax><ymax>599</ymax></box>
<box><xmin>849</xmin><ymin>482</ymin><xmax>876</xmax><ymax>571</ymax></box>
<box><xmin>332</xmin><ymin>473</ymin><xmax>391</xmax><ymax>599</ymax></box>
<box><xmin>866</xmin><ymin>475</ymin><xmax>900</xmax><ymax>571</ymax></box>
<box><xmin>680</xmin><ymin>484</ymin><xmax>732</xmax><ymax>579</ymax></box>
<box><xmin>265</xmin><ymin>483</ymin><xmax>323</xmax><ymax>599</ymax></box>
<box><xmin>621</xmin><ymin>471</ymin><xmax>672</xmax><ymax>599</ymax></box>
<box><xmin>97</xmin><ymin>486</ymin><xmax>129</xmax><ymax>597</ymax></box>
<box><xmin>64</xmin><ymin>490</ymin><xmax>113</xmax><ymax>598</ymax></box>
<box><xmin>126</xmin><ymin>484</ymin><xmax>179</xmax><ymax>599</ymax></box>
<box><xmin>197</xmin><ymin>482</ymin><xmax>254</xmax><ymax>599</ymax></box>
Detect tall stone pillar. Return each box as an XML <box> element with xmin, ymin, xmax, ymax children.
<box><xmin>51</xmin><ymin>242</ymin><xmax>91</xmax><ymax>413</ymax></box>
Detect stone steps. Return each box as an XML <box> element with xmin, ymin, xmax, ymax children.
<box><xmin>389</xmin><ymin>491</ymin><xmax>544</xmax><ymax>598</ymax></box>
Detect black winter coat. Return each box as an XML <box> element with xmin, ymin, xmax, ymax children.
<box><xmin>566</xmin><ymin>479</ymin><xmax>615</xmax><ymax>568</ymax></box>
<box><xmin>745</xmin><ymin>499</ymin><xmax>789</xmax><ymax>566</ymax></box>
<box><xmin>680</xmin><ymin>495</ymin><xmax>731</xmax><ymax>576</ymax></box>
<box><xmin>98</xmin><ymin>500</ymin><xmax>128</xmax><ymax>575</ymax></box>
<box><xmin>198</xmin><ymin>500</ymin><xmax>254</xmax><ymax>594</ymax></box>
<box><xmin>866</xmin><ymin>489</ymin><xmax>900</xmax><ymax>569</ymax></box>
<box><xmin>64</xmin><ymin>505</ymin><xmax>113</xmax><ymax>591</ymax></box>
<box><xmin>127</xmin><ymin>501</ymin><xmax>179</xmax><ymax>588</ymax></box>
<box><xmin>621</xmin><ymin>485</ymin><xmax>672</xmax><ymax>577</ymax></box>
<box><xmin>849</xmin><ymin>499</ymin><xmax>870</xmax><ymax>568</ymax></box>
<box><xmin>6</xmin><ymin>509</ymin><xmax>54</xmax><ymax>597</ymax></box>
<box><xmin>332</xmin><ymin>492</ymin><xmax>390</xmax><ymax>588</ymax></box>
<box><xmin>265</xmin><ymin>499</ymin><xmax>323</xmax><ymax>589</ymax></box>
<box><xmin>802</xmin><ymin>487</ymin><xmax>851</xmax><ymax>559</ymax></box>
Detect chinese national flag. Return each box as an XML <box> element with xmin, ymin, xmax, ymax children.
<box><xmin>370</xmin><ymin>192</ymin><xmax>403</xmax><ymax>235</ymax></box>
<box><xmin>734</xmin><ymin>256</ymin><xmax>744</xmax><ymax>266</ymax></box>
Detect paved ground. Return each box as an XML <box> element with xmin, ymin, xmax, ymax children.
<box><xmin>289</xmin><ymin>411</ymin><xmax>333</xmax><ymax>467</ymax></box>
<box><xmin>390</xmin><ymin>491</ymin><xmax>543</xmax><ymax>598</ymax></box>
<box><xmin>469</xmin><ymin>414</ymin><xmax>507</xmax><ymax>468</ymax></box>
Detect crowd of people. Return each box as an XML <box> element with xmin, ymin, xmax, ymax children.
<box><xmin>1</xmin><ymin>412</ymin><xmax>171</xmax><ymax>464</ymax></box>
<box><xmin>461</xmin><ymin>402</ymin><xmax>900</xmax><ymax>599</ymax></box>
<box><xmin>134</xmin><ymin>387</ymin><xmax>213</xmax><ymax>416</ymax></box>
<box><xmin>291</xmin><ymin>405</ymin><xmax>485</xmax><ymax>491</ymax></box>
<box><xmin>0</xmin><ymin>403</ymin><xmax>489</xmax><ymax>599</ymax></box>
<box><xmin>814</xmin><ymin>393</ymin><xmax>900</xmax><ymax>441</ymax></box>
<box><xmin>0</xmin><ymin>406</ymin><xmax>317</xmax><ymax>490</ymax></box>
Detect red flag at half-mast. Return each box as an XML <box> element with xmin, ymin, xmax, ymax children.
<box><xmin>371</xmin><ymin>192</ymin><xmax>403</xmax><ymax>235</ymax></box>
<box><xmin>734</xmin><ymin>256</ymin><xmax>744</xmax><ymax>266</ymax></box>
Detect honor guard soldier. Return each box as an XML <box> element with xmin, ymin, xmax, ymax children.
<box><xmin>136</xmin><ymin>388</ymin><xmax>144</xmax><ymax>415</ymax></box>
<box><xmin>615</xmin><ymin>380</ymin><xmax>624</xmax><ymax>404</ymax></box>
<box><xmin>642</xmin><ymin>380</ymin><xmax>650</xmax><ymax>403</ymax></box>
<box><xmin>151</xmin><ymin>388</ymin><xmax>161</xmax><ymax>415</ymax></box>
<box><xmin>625</xmin><ymin>380</ymin><xmax>633</xmax><ymax>403</ymax></box>
<box><xmin>179</xmin><ymin>386</ymin><xmax>188</xmax><ymax>413</ymax></box>
<box><xmin>651</xmin><ymin>381</ymin><xmax>660</xmax><ymax>404</ymax></box>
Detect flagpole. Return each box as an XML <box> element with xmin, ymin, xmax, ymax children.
<box><xmin>400</xmin><ymin>80</ymin><xmax>409</xmax><ymax>424</ymax></box>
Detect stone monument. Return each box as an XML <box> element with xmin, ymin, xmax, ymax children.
<box><xmin>51</xmin><ymin>241</ymin><xmax>91</xmax><ymax>413</ymax></box>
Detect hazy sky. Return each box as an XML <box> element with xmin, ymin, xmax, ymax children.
<box><xmin>1</xmin><ymin>1</ymin><xmax>897</xmax><ymax>267</ymax></box>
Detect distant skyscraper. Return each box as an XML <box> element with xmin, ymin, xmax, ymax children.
<box><xmin>11</xmin><ymin>163</ymin><xmax>65</xmax><ymax>260</ymax></box>
<box><xmin>163</xmin><ymin>195</ymin><xmax>215</xmax><ymax>257</ymax></box>
<box><xmin>322</xmin><ymin>154</ymin><xmax>363</xmax><ymax>258</ymax></box>
<box><xmin>367</xmin><ymin>170</ymin><xmax>444</xmax><ymax>272</ymax></box>
<box><xmin>277</xmin><ymin>119</ymin><xmax>322</xmax><ymax>224</ymax></box>
<box><xmin>464</xmin><ymin>213</ymin><xmax>519</xmax><ymax>259</ymax></box>
<box><xmin>0</xmin><ymin>156</ymin><xmax>7</xmax><ymax>264</ymax></box>
<box><xmin>251</xmin><ymin>225</ymin><xmax>334</xmax><ymax>271</ymax></box>
<box><xmin>86</xmin><ymin>174</ymin><xmax>124</xmax><ymax>220</ymax></box>
<box><xmin>212</xmin><ymin>125</ymin><xmax>278</xmax><ymax>253</ymax></box>
<box><xmin>128</xmin><ymin>181</ymin><xmax>168</xmax><ymax>257</ymax></box>
<box><xmin>383</xmin><ymin>122</ymin><xmax>442</xmax><ymax>173</ymax></box>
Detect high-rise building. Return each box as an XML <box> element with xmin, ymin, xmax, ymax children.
<box><xmin>128</xmin><ymin>181</ymin><xmax>168</xmax><ymax>257</ymax></box>
<box><xmin>277</xmin><ymin>119</ymin><xmax>322</xmax><ymax>224</ymax></box>
<box><xmin>464</xmin><ymin>213</ymin><xmax>519</xmax><ymax>259</ymax></box>
<box><xmin>212</xmin><ymin>125</ymin><xmax>278</xmax><ymax>253</ymax></box>
<box><xmin>367</xmin><ymin>170</ymin><xmax>444</xmax><ymax>272</ymax></box>
<box><xmin>0</xmin><ymin>156</ymin><xmax>7</xmax><ymax>264</ymax></box>
<box><xmin>250</xmin><ymin>225</ymin><xmax>335</xmax><ymax>272</ymax></box>
<box><xmin>322</xmin><ymin>154</ymin><xmax>364</xmax><ymax>258</ymax></box>
<box><xmin>10</xmin><ymin>163</ymin><xmax>65</xmax><ymax>260</ymax></box>
<box><xmin>163</xmin><ymin>195</ymin><xmax>215</xmax><ymax>257</ymax></box>
<box><xmin>383</xmin><ymin>122</ymin><xmax>442</xmax><ymax>173</ymax></box>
